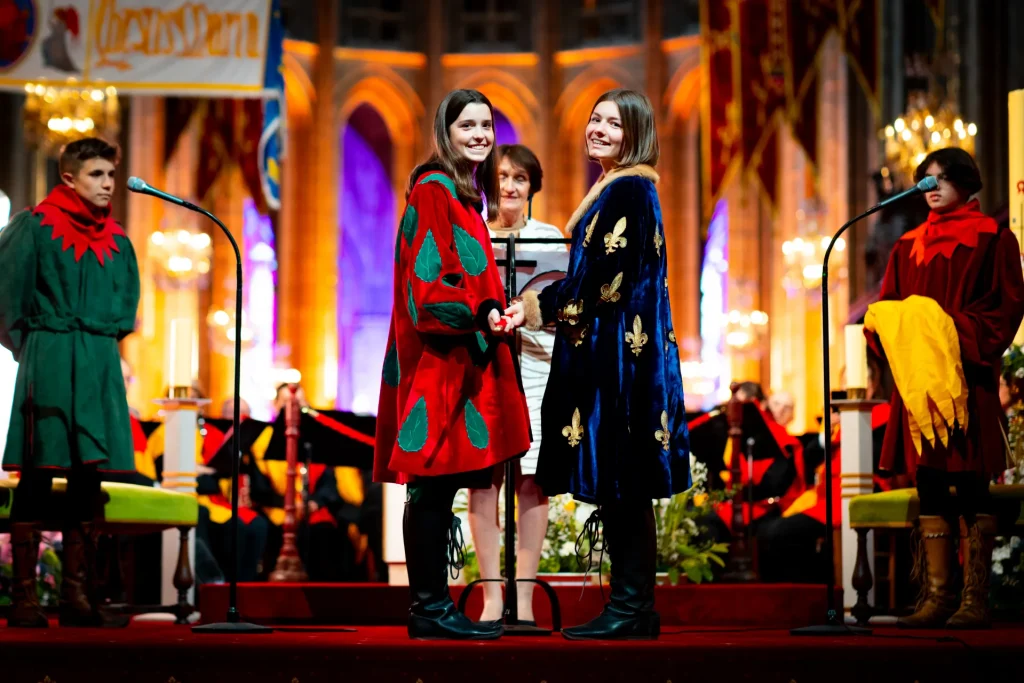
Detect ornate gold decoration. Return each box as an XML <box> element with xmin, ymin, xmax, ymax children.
<box><xmin>557</xmin><ymin>299</ymin><xmax>583</xmax><ymax>325</ymax></box>
<box><xmin>568</xmin><ymin>323</ymin><xmax>589</xmax><ymax>347</ymax></box>
<box><xmin>603</xmin><ymin>217</ymin><xmax>627</xmax><ymax>254</ymax></box>
<box><xmin>150</xmin><ymin>227</ymin><xmax>213</xmax><ymax>290</ymax></box>
<box><xmin>655</xmin><ymin>411</ymin><xmax>670</xmax><ymax>451</ymax></box>
<box><xmin>625</xmin><ymin>315</ymin><xmax>648</xmax><ymax>356</ymax></box>
<box><xmin>583</xmin><ymin>211</ymin><xmax>599</xmax><ymax>247</ymax></box>
<box><xmin>562</xmin><ymin>408</ymin><xmax>584</xmax><ymax>446</ymax></box>
<box><xmin>600</xmin><ymin>272</ymin><xmax>624</xmax><ymax>303</ymax></box>
<box><xmin>653</xmin><ymin>230</ymin><xmax>663</xmax><ymax>255</ymax></box>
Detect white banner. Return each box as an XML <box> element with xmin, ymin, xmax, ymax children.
<box><xmin>0</xmin><ymin>0</ymin><xmax>273</xmax><ymax>96</ymax></box>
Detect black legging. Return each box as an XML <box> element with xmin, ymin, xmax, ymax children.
<box><xmin>916</xmin><ymin>465</ymin><xmax>992</xmax><ymax>524</ymax></box>
<box><xmin>10</xmin><ymin>465</ymin><xmax>102</xmax><ymax>524</ymax></box>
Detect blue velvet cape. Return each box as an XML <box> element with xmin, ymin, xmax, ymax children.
<box><xmin>533</xmin><ymin>165</ymin><xmax>690</xmax><ymax>505</ymax></box>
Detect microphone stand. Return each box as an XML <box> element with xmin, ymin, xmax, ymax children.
<box><xmin>189</xmin><ymin>206</ymin><xmax>272</xmax><ymax>634</ymax></box>
<box><xmin>790</xmin><ymin>204</ymin><xmax>888</xmax><ymax>637</ymax></box>
<box><xmin>128</xmin><ymin>180</ymin><xmax>270</xmax><ymax>633</ymax></box>
<box><xmin>791</xmin><ymin>178</ymin><xmax>934</xmax><ymax>637</ymax></box>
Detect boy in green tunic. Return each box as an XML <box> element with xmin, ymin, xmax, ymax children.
<box><xmin>1</xmin><ymin>138</ymin><xmax>140</xmax><ymax>628</ymax></box>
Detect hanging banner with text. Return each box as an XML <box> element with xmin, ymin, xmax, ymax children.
<box><xmin>0</xmin><ymin>0</ymin><xmax>276</xmax><ymax>96</ymax></box>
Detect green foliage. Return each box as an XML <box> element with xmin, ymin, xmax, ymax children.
<box><xmin>653</xmin><ymin>461</ymin><xmax>733</xmax><ymax>584</ymax></box>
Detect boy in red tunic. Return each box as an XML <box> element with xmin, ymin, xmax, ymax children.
<box><xmin>375</xmin><ymin>90</ymin><xmax>531</xmax><ymax>640</ymax></box>
<box><xmin>870</xmin><ymin>149</ymin><xmax>1024</xmax><ymax>628</ymax></box>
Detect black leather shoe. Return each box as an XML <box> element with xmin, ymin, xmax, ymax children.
<box><xmin>562</xmin><ymin>503</ymin><xmax>659</xmax><ymax>641</ymax></box>
<box><xmin>404</xmin><ymin>502</ymin><xmax>503</xmax><ymax>640</ymax></box>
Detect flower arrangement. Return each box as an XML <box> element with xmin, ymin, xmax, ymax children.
<box><xmin>453</xmin><ymin>458</ymin><xmax>731</xmax><ymax>586</ymax></box>
<box><xmin>1002</xmin><ymin>345</ymin><xmax>1024</xmax><ymax>479</ymax></box>
<box><xmin>653</xmin><ymin>460</ymin><xmax>731</xmax><ymax>585</ymax></box>
<box><xmin>0</xmin><ymin>531</ymin><xmax>63</xmax><ymax>607</ymax></box>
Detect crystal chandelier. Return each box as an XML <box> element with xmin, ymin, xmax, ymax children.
<box><xmin>721</xmin><ymin>309</ymin><xmax>769</xmax><ymax>350</ymax></box>
<box><xmin>22</xmin><ymin>82</ymin><xmax>120</xmax><ymax>157</ymax></box>
<box><xmin>149</xmin><ymin>228</ymin><xmax>212</xmax><ymax>290</ymax></box>
<box><xmin>781</xmin><ymin>198</ymin><xmax>846</xmax><ymax>296</ymax></box>
<box><xmin>206</xmin><ymin>306</ymin><xmax>255</xmax><ymax>356</ymax></box>
<box><xmin>881</xmin><ymin>5</ymin><xmax>976</xmax><ymax>184</ymax></box>
<box><xmin>882</xmin><ymin>93</ymin><xmax>976</xmax><ymax>183</ymax></box>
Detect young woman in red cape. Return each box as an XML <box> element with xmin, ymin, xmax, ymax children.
<box><xmin>374</xmin><ymin>89</ymin><xmax>531</xmax><ymax>640</ymax></box>
<box><xmin>871</xmin><ymin>148</ymin><xmax>1024</xmax><ymax>629</ymax></box>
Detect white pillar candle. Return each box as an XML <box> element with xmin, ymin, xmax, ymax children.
<box><xmin>844</xmin><ymin>324</ymin><xmax>867</xmax><ymax>390</ymax></box>
<box><xmin>168</xmin><ymin>318</ymin><xmax>194</xmax><ymax>389</ymax></box>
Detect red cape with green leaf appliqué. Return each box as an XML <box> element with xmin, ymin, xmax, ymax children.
<box><xmin>35</xmin><ymin>185</ymin><xmax>125</xmax><ymax>265</ymax></box>
<box><xmin>373</xmin><ymin>170</ymin><xmax>531</xmax><ymax>484</ymax></box>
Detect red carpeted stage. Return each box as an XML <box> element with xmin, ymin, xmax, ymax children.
<box><xmin>2</xmin><ymin>584</ymin><xmax>1022</xmax><ymax>683</ymax></box>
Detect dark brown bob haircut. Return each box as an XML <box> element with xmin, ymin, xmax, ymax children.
<box><xmin>497</xmin><ymin>144</ymin><xmax>544</xmax><ymax>197</ymax></box>
<box><xmin>590</xmin><ymin>88</ymin><xmax>660</xmax><ymax>169</ymax></box>
<box><xmin>408</xmin><ymin>89</ymin><xmax>498</xmax><ymax>216</ymax></box>
<box><xmin>59</xmin><ymin>137</ymin><xmax>120</xmax><ymax>176</ymax></box>
<box><xmin>914</xmin><ymin>147</ymin><xmax>983</xmax><ymax>197</ymax></box>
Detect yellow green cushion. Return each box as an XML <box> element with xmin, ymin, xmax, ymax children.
<box><xmin>0</xmin><ymin>478</ymin><xmax>197</xmax><ymax>533</ymax></box>
<box><xmin>849</xmin><ymin>485</ymin><xmax>1024</xmax><ymax>528</ymax></box>
<box><xmin>849</xmin><ymin>488</ymin><xmax>920</xmax><ymax>528</ymax></box>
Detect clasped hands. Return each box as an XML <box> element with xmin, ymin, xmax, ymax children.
<box><xmin>487</xmin><ymin>299</ymin><xmax>525</xmax><ymax>335</ymax></box>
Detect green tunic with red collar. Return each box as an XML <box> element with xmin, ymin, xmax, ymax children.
<box><xmin>0</xmin><ymin>186</ymin><xmax>140</xmax><ymax>472</ymax></box>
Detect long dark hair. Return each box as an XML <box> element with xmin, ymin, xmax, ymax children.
<box><xmin>407</xmin><ymin>89</ymin><xmax>499</xmax><ymax>216</ymax></box>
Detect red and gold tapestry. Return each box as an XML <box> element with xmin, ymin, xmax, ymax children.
<box><xmin>700</xmin><ymin>0</ymin><xmax>741</xmax><ymax>218</ymax></box>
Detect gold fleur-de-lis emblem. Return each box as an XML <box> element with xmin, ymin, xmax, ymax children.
<box><xmin>624</xmin><ymin>315</ymin><xmax>648</xmax><ymax>356</ymax></box>
<box><xmin>583</xmin><ymin>211</ymin><xmax>599</xmax><ymax>247</ymax></box>
<box><xmin>604</xmin><ymin>217</ymin><xmax>627</xmax><ymax>254</ymax></box>
<box><xmin>654</xmin><ymin>411</ymin><xmax>670</xmax><ymax>451</ymax></box>
<box><xmin>557</xmin><ymin>299</ymin><xmax>583</xmax><ymax>325</ymax></box>
<box><xmin>668</xmin><ymin>330</ymin><xmax>676</xmax><ymax>343</ymax></box>
<box><xmin>653</xmin><ymin>231</ymin><xmax>663</xmax><ymax>255</ymax></box>
<box><xmin>570</xmin><ymin>324</ymin><xmax>589</xmax><ymax>347</ymax></box>
<box><xmin>562</xmin><ymin>408</ymin><xmax>584</xmax><ymax>446</ymax></box>
<box><xmin>600</xmin><ymin>272</ymin><xmax>623</xmax><ymax>303</ymax></box>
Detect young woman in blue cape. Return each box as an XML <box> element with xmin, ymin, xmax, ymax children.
<box><xmin>521</xmin><ymin>89</ymin><xmax>690</xmax><ymax>640</ymax></box>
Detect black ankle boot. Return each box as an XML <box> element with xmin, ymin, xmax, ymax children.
<box><xmin>405</xmin><ymin>502</ymin><xmax>503</xmax><ymax>640</ymax></box>
<box><xmin>562</xmin><ymin>503</ymin><xmax>659</xmax><ymax>641</ymax></box>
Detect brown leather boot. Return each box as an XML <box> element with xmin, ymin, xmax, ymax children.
<box><xmin>897</xmin><ymin>516</ymin><xmax>958</xmax><ymax>628</ymax></box>
<box><xmin>946</xmin><ymin>514</ymin><xmax>996</xmax><ymax>629</ymax></box>
<box><xmin>7</xmin><ymin>523</ymin><xmax>48</xmax><ymax>628</ymax></box>
<box><xmin>59</xmin><ymin>523</ymin><xmax>129</xmax><ymax>628</ymax></box>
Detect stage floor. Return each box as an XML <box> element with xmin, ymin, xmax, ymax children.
<box><xmin>2</xmin><ymin>620</ymin><xmax>1022</xmax><ymax>683</ymax></box>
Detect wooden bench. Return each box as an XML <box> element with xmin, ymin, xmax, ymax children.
<box><xmin>847</xmin><ymin>484</ymin><xmax>1024</xmax><ymax>626</ymax></box>
<box><xmin>0</xmin><ymin>477</ymin><xmax>198</xmax><ymax>623</ymax></box>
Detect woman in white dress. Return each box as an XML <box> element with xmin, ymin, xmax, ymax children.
<box><xmin>468</xmin><ymin>145</ymin><xmax>565</xmax><ymax>625</ymax></box>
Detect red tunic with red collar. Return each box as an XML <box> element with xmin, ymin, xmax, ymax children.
<box><xmin>871</xmin><ymin>200</ymin><xmax>1024</xmax><ymax>476</ymax></box>
<box><xmin>374</xmin><ymin>170</ymin><xmax>531</xmax><ymax>483</ymax></box>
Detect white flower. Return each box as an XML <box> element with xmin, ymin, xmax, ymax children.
<box><xmin>1016</xmin><ymin>367</ymin><xmax>1024</xmax><ymax>379</ymax></box>
<box><xmin>560</xmin><ymin>541</ymin><xmax>576</xmax><ymax>558</ymax></box>
<box><xmin>993</xmin><ymin>545</ymin><xmax>1012</xmax><ymax>562</ymax></box>
<box><xmin>993</xmin><ymin>561</ymin><xmax>1004</xmax><ymax>576</ymax></box>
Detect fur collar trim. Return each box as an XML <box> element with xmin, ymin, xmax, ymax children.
<box><xmin>565</xmin><ymin>164</ymin><xmax>659</xmax><ymax>235</ymax></box>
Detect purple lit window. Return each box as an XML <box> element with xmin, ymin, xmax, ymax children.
<box><xmin>338</xmin><ymin>104</ymin><xmax>395</xmax><ymax>414</ymax></box>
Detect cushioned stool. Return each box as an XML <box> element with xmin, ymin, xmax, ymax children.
<box><xmin>0</xmin><ymin>477</ymin><xmax>199</xmax><ymax>623</ymax></box>
<box><xmin>847</xmin><ymin>485</ymin><xmax>1024</xmax><ymax>626</ymax></box>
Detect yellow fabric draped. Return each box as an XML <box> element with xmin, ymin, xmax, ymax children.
<box><xmin>864</xmin><ymin>295</ymin><xmax>969</xmax><ymax>455</ymax></box>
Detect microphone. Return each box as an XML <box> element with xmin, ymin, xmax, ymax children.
<box><xmin>877</xmin><ymin>175</ymin><xmax>939</xmax><ymax>209</ymax></box>
<box><xmin>127</xmin><ymin>177</ymin><xmax>200</xmax><ymax>211</ymax></box>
